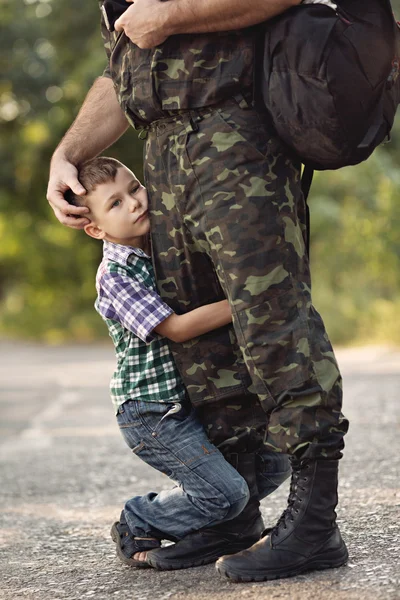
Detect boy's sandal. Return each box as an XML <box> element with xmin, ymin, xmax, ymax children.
<box><xmin>110</xmin><ymin>513</ymin><xmax>161</xmax><ymax>568</ymax></box>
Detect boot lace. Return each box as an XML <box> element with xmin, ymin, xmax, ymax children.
<box><xmin>270</xmin><ymin>460</ymin><xmax>311</xmax><ymax>539</ymax></box>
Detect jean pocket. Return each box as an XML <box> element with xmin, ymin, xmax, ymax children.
<box><xmin>117</xmin><ymin>404</ymin><xmax>142</xmax><ymax>429</ymax></box>
<box><xmin>118</xmin><ymin>421</ymin><xmax>143</xmax><ymax>452</ymax></box>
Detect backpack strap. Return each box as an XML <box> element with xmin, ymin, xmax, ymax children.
<box><xmin>301</xmin><ymin>165</ymin><xmax>314</xmax><ymax>258</ymax></box>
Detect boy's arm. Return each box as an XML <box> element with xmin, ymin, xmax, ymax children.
<box><xmin>154</xmin><ymin>300</ymin><xmax>232</xmax><ymax>343</ymax></box>
<box><xmin>99</xmin><ymin>270</ymin><xmax>232</xmax><ymax>344</ymax></box>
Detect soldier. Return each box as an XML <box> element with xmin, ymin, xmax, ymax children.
<box><xmin>47</xmin><ymin>0</ymin><xmax>349</xmax><ymax>582</ymax></box>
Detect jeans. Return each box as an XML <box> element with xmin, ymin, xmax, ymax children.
<box><xmin>117</xmin><ymin>400</ymin><xmax>250</xmax><ymax>541</ymax></box>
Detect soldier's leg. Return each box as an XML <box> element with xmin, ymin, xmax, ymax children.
<box><xmin>173</xmin><ymin>99</ymin><xmax>348</xmax><ymax>459</ymax></box>
<box><xmin>155</xmin><ymin>100</ymin><xmax>349</xmax><ymax>579</ymax></box>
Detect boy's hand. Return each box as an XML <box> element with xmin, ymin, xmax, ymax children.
<box><xmin>47</xmin><ymin>154</ymin><xmax>90</xmax><ymax>229</ymax></box>
<box><xmin>115</xmin><ymin>0</ymin><xmax>171</xmax><ymax>48</ymax></box>
<box><xmin>154</xmin><ymin>299</ymin><xmax>232</xmax><ymax>343</ymax></box>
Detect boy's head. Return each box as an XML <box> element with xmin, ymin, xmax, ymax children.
<box><xmin>66</xmin><ymin>157</ymin><xmax>150</xmax><ymax>247</ymax></box>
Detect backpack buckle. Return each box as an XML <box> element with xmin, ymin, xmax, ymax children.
<box><xmin>387</xmin><ymin>58</ymin><xmax>399</xmax><ymax>90</ymax></box>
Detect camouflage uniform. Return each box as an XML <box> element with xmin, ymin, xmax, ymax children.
<box><xmin>100</xmin><ymin>10</ymin><xmax>348</xmax><ymax>460</ymax></box>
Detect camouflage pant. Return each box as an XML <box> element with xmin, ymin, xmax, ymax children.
<box><xmin>144</xmin><ymin>96</ymin><xmax>348</xmax><ymax>459</ymax></box>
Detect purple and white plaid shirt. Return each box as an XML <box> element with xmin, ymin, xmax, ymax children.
<box><xmin>95</xmin><ymin>241</ymin><xmax>187</xmax><ymax>412</ymax></box>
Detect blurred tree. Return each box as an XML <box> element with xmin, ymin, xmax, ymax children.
<box><xmin>0</xmin><ymin>0</ymin><xmax>400</xmax><ymax>345</ymax></box>
<box><xmin>310</xmin><ymin>151</ymin><xmax>400</xmax><ymax>345</ymax></box>
<box><xmin>0</xmin><ymin>0</ymin><xmax>143</xmax><ymax>342</ymax></box>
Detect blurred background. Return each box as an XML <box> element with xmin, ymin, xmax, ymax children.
<box><xmin>1</xmin><ymin>0</ymin><xmax>400</xmax><ymax>347</ymax></box>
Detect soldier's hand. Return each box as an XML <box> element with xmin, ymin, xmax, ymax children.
<box><xmin>115</xmin><ymin>0</ymin><xmax>170</xmax><ymax>48</ymax></box>
<box><xmin>46</xmin><ymin>155</ymin><xmax>90</xmax><ymax>229</ymax></box>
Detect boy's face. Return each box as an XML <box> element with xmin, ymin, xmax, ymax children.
<box><xmin>84</xmin><ymin>166</ymin><xmax>150</xmax><ymax>247</ymax></box>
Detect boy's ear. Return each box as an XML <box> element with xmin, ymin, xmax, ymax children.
<box><xmin>84</xmin><ymin>222</ymin><xmax>106</xmax><ymax>240</ymax></box>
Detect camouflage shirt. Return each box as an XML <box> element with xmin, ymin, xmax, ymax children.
<box><xmin>99</xmin><ymin>1</ymin><xmax>256</xmax><ymax>127</ymax></box>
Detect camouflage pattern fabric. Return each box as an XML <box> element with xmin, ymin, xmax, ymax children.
<box><xmin>99</xmin><ymin>6</ymin><xmax>255</xmax><ymax>128</ymax></box>
<box><xmin>195</xmin><ymin>394</ymin><xmax>267</xmax><ymax>455</ymax></box>
<box><xmin>144</xmin><ymin>98</ymin><xmax>348</xmax><ymax>459</ymax></box>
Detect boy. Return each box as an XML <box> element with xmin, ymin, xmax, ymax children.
<box><xmin>66</xmin><ymin>156</ymin><xmax>254</xmax><ymax>568</ymax></box>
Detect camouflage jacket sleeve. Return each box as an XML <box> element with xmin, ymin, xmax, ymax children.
<box><xmin>99</xmin><ymin>1</ymin><xmax>112</xmax><ymax>79</ymax></box>
<box><xmin>102</xmin><ymin>64</ymin><xmax>112</xmax><ymax>79</ymax></box>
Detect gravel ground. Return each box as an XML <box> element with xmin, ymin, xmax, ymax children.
<box><xmin>0</xmin><ymin>342</ymin><xmax>399</xmax><ymax>600</ymax></box>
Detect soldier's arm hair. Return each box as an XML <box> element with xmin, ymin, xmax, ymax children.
<box><xmin>161</xmin><ymin>0</ymin><xmax>302</xmax><ymax>35</ymax></box>
<box><xmin>154</xmin><ymin>300</ymin><xmax>232</xmax><ymax>343</ymax></box>
<box><xmin>47</xmin><ymin>77</ymin><xmax>129</xmax><ymax>228</ymax></box>
<box><xmin>51</xmin><ymin>77</ymin><xmax>128</xmax><ymax>167</ymax></box>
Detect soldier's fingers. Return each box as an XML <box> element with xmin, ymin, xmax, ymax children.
<box><xmin>47</xmin><ymin>168</ymin><xmax>86</xmax><ymax>206</ymax></box>
<box><xmin>114</xmin><ymin>16</ymin><xmax>124</xmax><ymax>32</ymax></box>
<box><xmin>68</xmin><ymin>180</ymin><xmax>86</xmax><ymax>196</ymax></box>
<box><xmin>47</xmin><ymin>186</ymin><xmax>90</xmax><ymax>228</ymax></box>
<box><xmin>53</xmin><ymin>204</ymin><xmax>90</xmax><ymax>230</ymax></box>
<box><xmin>46</xmin><ymin>186</ymin><xmax>87</xmax><ymax>212</ymax></box>
<box><xmin>60</xmin><ymin>201</ymin><xmax>89</xmax><ymax>217</ymax></box>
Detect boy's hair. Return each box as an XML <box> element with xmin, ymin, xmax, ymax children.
<box><xmin>64</xmin><ymin>156</ymin><xmax>125</xmax><ymax>207</ymax></box>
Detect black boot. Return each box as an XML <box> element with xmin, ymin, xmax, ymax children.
<box><xmin>146</xmin><ymin>453</ymin><xmax>264</xmax><ymax>570</ymax></box>
<box><xmin>216</xmin><ymin>459</ymin><xmax>348</xmax><ymax>582</ymax></box>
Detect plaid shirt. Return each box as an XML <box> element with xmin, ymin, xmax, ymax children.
<box><xmin>95</xmin><ymin>241</ymin><xmax>187</xmax><ymax>413</ymax></box>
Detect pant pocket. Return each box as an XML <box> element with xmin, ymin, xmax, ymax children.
<box><xmin>117</xmin><ymin>409</ymin><xmax>176</xmax><ymax>478</ymax></box>
<box><xmin>117</xmin><ymin>418</ymin><xmax>143</xmax><ymax>452</ymax></box>
<box><xmin>215</xmin><ymin>105</ymin><xmax>277</xmax><ymax>163</ymax></box>
<box><xmin>116</xmin><ymin>402</ymin><xmax>169</xmax><ymax>450</ymax></box>
<box><xmin>236</xmin><ymin>289</ymin><xmax>318</xmax><ymax>401</ymax></box>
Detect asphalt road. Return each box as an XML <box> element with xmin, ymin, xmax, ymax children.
<box><xmin>0</xmin><ymin>342</ymin><xmax>399</xmax><ymax>600</ymax></box>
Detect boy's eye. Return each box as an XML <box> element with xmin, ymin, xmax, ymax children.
<box><xmin>130</xmin><ymin>187</ymin><xmax>139</xmax><ymax>196</ymax></box>
<box><xmin>111</xmin><ymin>199</ymin><xmax>121</xmax><ymax>208</ymax></box>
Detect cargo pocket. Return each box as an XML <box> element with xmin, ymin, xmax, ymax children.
<box><xmin>235</xmin><ymin>288</ymin><xmax>318</xmax><ymax>399</ymax></box>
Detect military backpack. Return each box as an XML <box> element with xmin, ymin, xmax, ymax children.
<box><xmin>258</xmin><ymin>0</ymin><xmax>400</xmax><ymax>198</ymax></box>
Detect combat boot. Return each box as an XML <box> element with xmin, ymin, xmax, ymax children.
<box><xmin>216</xmin><ymin>458</ymin><xmax>348</xmax><ymax>582</ymax></box>
<box><xmin>146</xmin><ymin>453</ymin><xmax>263</xmax><ymax>570</ymax></box>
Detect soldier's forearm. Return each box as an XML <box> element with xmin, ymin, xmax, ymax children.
<box><xmin>164</xmin><ymin>0</ymin><xmax>301</xmax><ymax>34</ymax></box>
<box><xmin>54</xmin><ymin>77</ymin><xmax>129</xmax><ymax>166</ymax></box>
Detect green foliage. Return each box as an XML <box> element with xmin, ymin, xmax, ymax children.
<box><xmin>310</xmin><ymin>151</ymin><xmax>400</xmax><ymax>345</ymax></box>
<box><xmin>0</xmin><ymin>0</ymin><xmax>143</xmax><ymax>342</ymax></box>
<box><xmin>1</xmin><ymin>0</ymin><xmax>400</xmax><ymax>345</ymax></box>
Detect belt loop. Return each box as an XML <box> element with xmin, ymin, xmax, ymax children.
<box><xmin>138</xmin><ymin>127</ymin><xmax>149</xmax><ymax>140</ymax></box>
<box><xmin>184</xmin><ymin>111</ymin><xmax>201</xmax><ymax>134</ymax></box>
<box><xmin>233</xmin><ymin>93</ymin><xmax>251</xmax><ymax>109</ymax></box>
<box><xmin>189</xmin><ymin>116</ymin><xmax>199</xmax><ymax>132</ymax></box>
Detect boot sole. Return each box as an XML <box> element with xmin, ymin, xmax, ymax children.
<box><xmin>216</xmin><ymin>544</ymin><xmax>349</xmax><ymax>582</ymax></box>
<box><xmin>110</xmin><ymin>522</ymin><xmax>152</xmax><ymax>568</ymax></box>
<box><xmin>146</xmin><ymin>537</ymin><xmax>260</xmax><ymax>571</ymax></box>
